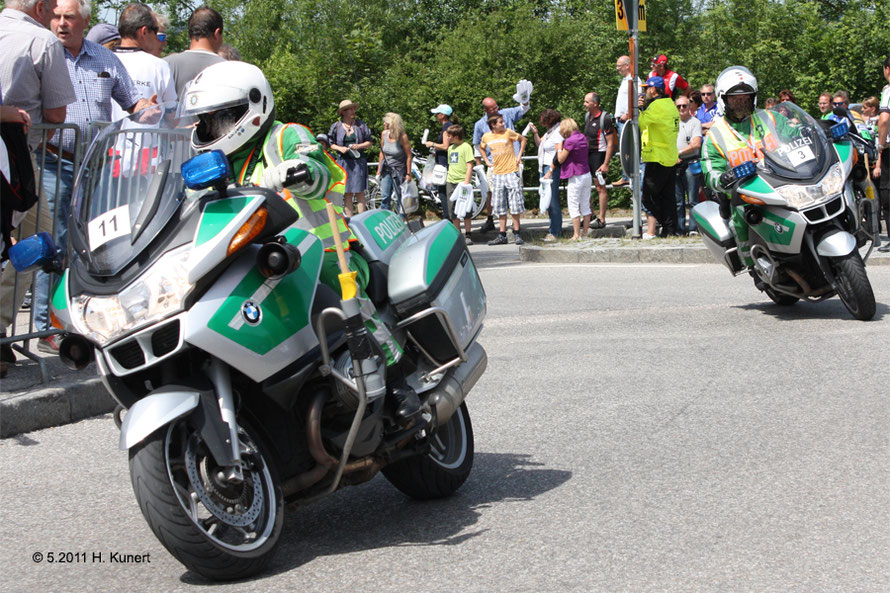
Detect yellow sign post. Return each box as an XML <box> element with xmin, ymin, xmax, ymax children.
<box><xmin>615</xmin><ymin>0</ymin><xmax>646</xmax><ymax>32</ymax></box>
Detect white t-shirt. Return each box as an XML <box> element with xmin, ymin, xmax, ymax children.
<box><xmin>615</xmin><ymin>75</ymin><xmax>639</xmax><ymax>123</ymax></box>
<box><xmin>537</xmin><ymin>124</ymin><xmax>564</xmax><ymax>172</ymax></box>
<box><xmin>677</xmin><ymin>116</ymin><xmax>702</xmax><ymax>157</ymax></box>
<box><xmin>111</xmin><ymin>48</ymin><xmax>177</xmax><ymax>121</ymax></box>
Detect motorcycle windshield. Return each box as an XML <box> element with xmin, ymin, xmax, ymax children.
<box><xmin>70</xmin><ymin>103</ymin><xmax>197</xmax><ymax>276</ymax></box>
<box><xmin>757</xmin><ymin>102</ymin><xmax>832</xmax><ymax>180</ymax></box>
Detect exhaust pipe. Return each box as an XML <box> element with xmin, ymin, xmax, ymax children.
<box><xmin>425</xmin><ymin>342</ymin><xmax>487</xmax><ymax>425</ymax></box>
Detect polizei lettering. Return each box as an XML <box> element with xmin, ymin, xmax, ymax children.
<box><xmin>373</xmin><ymin>216</ymin><xmax>406</xmax><ymax>247</ymax></box>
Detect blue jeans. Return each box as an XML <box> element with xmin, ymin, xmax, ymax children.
<box><xmin>379</xmin><ymin>169</ymin><xmax>403</xmax><ymax>212</ymax></box>
<box><xmin>34</xmin><ymin>153</ymin><xmax>74</xmax><ymax>331</ymax></box>
<box><xmin>436</xmin><ymin>184</ymin><xmax>451</xmax><ymax>220</ymax></box>
<box><xmin>675</xmin><ymin>163</ymin><xmax>699</xmax><ymax>234</ymax></box>
<box><xmin>541</xmin><ymin>165</ymin><xmax>562</xmax><ymax>236</ymax></box>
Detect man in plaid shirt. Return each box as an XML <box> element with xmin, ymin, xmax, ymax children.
<box><xmin>31</xmin><ymin>0</ymin><xmax>153</xmax><ymax>353</ymax></box>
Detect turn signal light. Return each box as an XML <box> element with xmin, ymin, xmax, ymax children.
<box><xmin>227</xmin><ymin>207</ymin><xmax>268</xmax><ymax>256</ymax></box>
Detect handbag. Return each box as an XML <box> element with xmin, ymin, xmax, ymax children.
<box><xmin>400</xmin><ymin>179</ymin><xmax>419</xmax><ymax>214</ymax></box>
<box><xmin>538</xmin><ymin>178</ymin><xmax>552</xmax><ymax>212</ymax></box>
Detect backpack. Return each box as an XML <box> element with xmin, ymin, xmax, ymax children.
<box><xmin>1</xmin><ymin>123</ymin><xmax>38</xmax><ymax>259</ymax></box>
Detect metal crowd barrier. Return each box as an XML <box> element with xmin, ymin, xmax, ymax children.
<box><xmin>1</xmin><ymin>122</ymin><xmax>86</xmax><ymax>383</ymax></box>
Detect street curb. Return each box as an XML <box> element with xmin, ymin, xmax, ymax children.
<box><xmin>520</xmin><ymin>244</ymin><xmax>890</xmax><ymax>265</ymax></box>
<box><xmin>520</xmin><ymin>244</ymin><xmax>716</xmax><ymax>264</ymax></box>
<box><xmin>0</xmin><ymin>377</ymin><xmax>114</xmax><ymax>438</ymax></box>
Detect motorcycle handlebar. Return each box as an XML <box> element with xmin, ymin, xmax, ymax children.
<box><xmin>284</xmin><ymin>165</ymin><xmax>310</xmax><ymax>187</ymax></box>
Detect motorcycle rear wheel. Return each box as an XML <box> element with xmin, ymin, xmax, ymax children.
<box><xmin>382</xmin><ymin>402</ymin><xmax>474</xmax><ymax>499</ymax></box>
<box><xmin>128</xmin><ymin>419</ymin><xmax>283</xmax><ymax>581</ymax></box>
<box><xmin>829</xmin><ymin>251</ymin><xmax>875</xmax><ymax>321</ymax></box>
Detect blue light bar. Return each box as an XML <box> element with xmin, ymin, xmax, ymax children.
<box><xmin>182</xmin><ymin>150</ymin><xmax>230</xmax><ymax>190</ymax></box>
<box><xmin>8</xmin><ymin>232</ymin><xmax>58</xmax><ymax>273</ymax></box>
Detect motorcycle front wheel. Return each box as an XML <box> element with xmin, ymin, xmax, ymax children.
<box><xmin>829</xmin><ymin>251</ymin><xmax>876</xmax><ymax>321</ymax></box>
<box><xmin>128</xmin><ymin>419</ymin><xmax>283</xmax><ymax>581</ymax></box>
<box><xmin>382</xmin><ymin>402</ymin><xmax>474</xmax><ymax>499</ymax></box>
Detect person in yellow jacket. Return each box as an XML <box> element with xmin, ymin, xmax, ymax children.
<box><xmin>184</xmin><ymin>61</ymin><xmax>421</xmax><ymax>423</ymax></box>
<box><xmin>638</xmin><ymin>76</ymin><xmax>680</xmax><ymax>237</ymax></box>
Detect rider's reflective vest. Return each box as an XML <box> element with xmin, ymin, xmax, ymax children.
<box><xmin>241</xmin><ymin>122</ymin><xmax>357</xmax><ymax>251</ymax></box>
<box><xmin>706</xmin><ymin>110</ymin><xmax>781</xmax><ymax>169</ymax></box>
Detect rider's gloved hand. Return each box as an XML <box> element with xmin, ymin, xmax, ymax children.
<box><xmin>719</xmin><ymin>160</ymin><xmax>756</xmax><ymax>191</ymax></box>
<box><xmin>719</xmin><ymin>169</ymin><xmax>740</xmax><ymax>190</ymax></box>
<box><xmin>262</xmin><ymin>160</ymin><xmax>313</xmax><ymax>193</ymax></box>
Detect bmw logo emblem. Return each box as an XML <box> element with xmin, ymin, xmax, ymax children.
<box><xmin>242</xmin><ymin>300</ymin><xmax>261</xmax><ymax>325</ymax></box>
<box><xmin>775</xmin><ymin>224</ymin><xmax>784</xmax><ymax>234</ymax></box>
<box><xmin>189</xmin><ymin>95</ymin><xmax>198</xmax><ymax>106</ymax></box>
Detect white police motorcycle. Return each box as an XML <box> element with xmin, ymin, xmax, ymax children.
<box><xmin>10</xmin><ymin>104</ymin><xmax>488</xmax><ymax>580</ymax></box>
<box><xmin>693</xmin><ymin>101</ymin><xmax>877</xmax><ymax>320</ymax></box>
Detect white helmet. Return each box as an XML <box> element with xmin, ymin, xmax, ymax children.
<box><xmin>716</xmin><ymin>66</ymin><xmax>758</xmax><ymax>123</ymax></box>
<box><xmin>183</xmin><ymin>61</ymin><xmax>275</xmax><ymax>155</ymax></box>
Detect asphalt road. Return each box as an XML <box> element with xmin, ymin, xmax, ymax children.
<box><xmin>2</xmin><ymin>248</ymin><xmax>888</xmax><ymax>592</ymax></box>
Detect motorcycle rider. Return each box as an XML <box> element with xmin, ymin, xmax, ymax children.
<box><xmin>701</xmin><ymin>66</ymin><xmax>796</xmax><ymax>267</ymax></box>
<box><xmin>182</xmin><ymin>61</ymin><xmax>421</xmax><ymax>423</ymax></box>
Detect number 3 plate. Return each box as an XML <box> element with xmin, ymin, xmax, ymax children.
<box><xmin>88</xmin><ymin>205</ymin><xmax>131</xmax><ymax>251</ymax></box>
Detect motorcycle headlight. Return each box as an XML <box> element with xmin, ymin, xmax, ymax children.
<box><xmin>72</xmin><ymin>245</ymin><xmax>193</xmax><ymax>345</ymax></box>
<box><xmin>774</xmin><ymin>164</ymin><xmax>844</xmax><ymax>209</ymax></box>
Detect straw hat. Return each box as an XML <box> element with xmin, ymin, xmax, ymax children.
<box><xmin>337</xmin><ymin>99</ymin><xmax>358</xmax><ymax>115</ymax></box>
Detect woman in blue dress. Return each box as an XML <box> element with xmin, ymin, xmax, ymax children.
<box><xmin>329</xmin><ymin>100</ymin><xmax>372</xmax><ymax>216</ymax></box>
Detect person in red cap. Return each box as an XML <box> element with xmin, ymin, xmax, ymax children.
<box><xmin>649</xmin><ymin>54</ymin><xmax>688</xmax><ymax>99</ymax></box>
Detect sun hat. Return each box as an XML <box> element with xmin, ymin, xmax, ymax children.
<box><xmin>430</xmin><ymin>104</ymin><xmax>453</xmax><ymax>116</ymax></box>
<box><xmin>337</xmin><ymin>99</ymin><xmax>358</xmax><ymax>115</ymax></box>
<box><xmin>86</xmin><ymin>23</ymin><xmax>121</xmax><ymax>46</ymax></box>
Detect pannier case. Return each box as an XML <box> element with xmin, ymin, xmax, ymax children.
<box><xmin>388</xmin><ymin>221</ymin><xmax>486</xmax><ymax>362</ymax></box>
<box><xmin>348</xmin><ymin>209</ymin><xmax>410</xmax><ymax>265</ymax></box>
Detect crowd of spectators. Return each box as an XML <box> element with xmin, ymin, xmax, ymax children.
<box><xmin>1</xmin><ymin>0</ymin><xmax>889</xmax><ymax>373</ymax></box>
<box><xmin>0</xmin><ymin>2</ymin><xmax>236</xmax><ymax>374</ymax></box>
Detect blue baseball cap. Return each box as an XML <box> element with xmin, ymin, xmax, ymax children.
<box><xmin>642</xmin><ymin>76</ymin><xmax>666</xmax><ymax>90</ymax></box>
<box><xmin>430</xmin><ymin>104</ymin><xmax>453</xmax><ymax>116</ymax></box>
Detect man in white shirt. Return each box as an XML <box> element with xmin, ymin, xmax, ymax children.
<box><xmin>613</xmin><ymin>55</ymin><xmax>637</xmax><ymax>187</ymax></box>
<box><xmin>110</xmin><ymin>2</ymin><xmax>176</xmax><ymax>120</ymax></box>
<box><xmin>164</xmin><ymin>6</ymin><xmax>224</xmax><ymax>96</ymax></box>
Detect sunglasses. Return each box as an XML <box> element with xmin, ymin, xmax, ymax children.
<box><xmin>157</xmin><ymin>32</ymin><xmax>166</xmax><ymax>42</ymax></box>
<box><xmin>832</xmin><ymin>101</ymin><xmax>845</xmax><ymax>107</ymax></box>
<box><xmin>676</xmin><ymin>104</ymin><xmax>689</xmax><ymax>108</ymax></box>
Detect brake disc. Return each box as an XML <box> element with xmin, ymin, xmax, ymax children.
<box><xmin>184</xmin><ymin>434</ymin><xmax>264</xmax><ymax>528</ymax></box>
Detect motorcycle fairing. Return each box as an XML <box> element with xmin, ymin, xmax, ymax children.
<box><xmin>185</xmin><ymin>228</ymin><xmax>324</xmax><ymax>382</ymax></box>
<box><xmin>187</xmin><ymin>195</ymin><xmax>266</xmax><ymax>283</ymax></box>
<box><xmin>50</xmin><ymin>270</ymin><xmax>72</xmax><ymax>330</ymax></box>
<box><xmin>833</xmin><ymin>140</ymin><xmax>854</xmax><ymax>178</ymax></box>
<box><xmin>742</xmin><ymin>206</ymin><xmax>805</xmax><ymax>254</ymax></box>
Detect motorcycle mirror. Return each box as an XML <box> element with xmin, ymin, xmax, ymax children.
<box><xmin>8</xmin><ymin>232</ymin><xmax>60</xmax><ymax>273</ymax></box>
<box><xmin>182</xmin><ymin>150</ymin><xmax>230</xmax><ymax>190</ymax></box>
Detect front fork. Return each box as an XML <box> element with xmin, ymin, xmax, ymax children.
<box><xmin>208</xmin><ymin>358</ymin><xmax>244</xmax><ymax>483</ymax></box>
